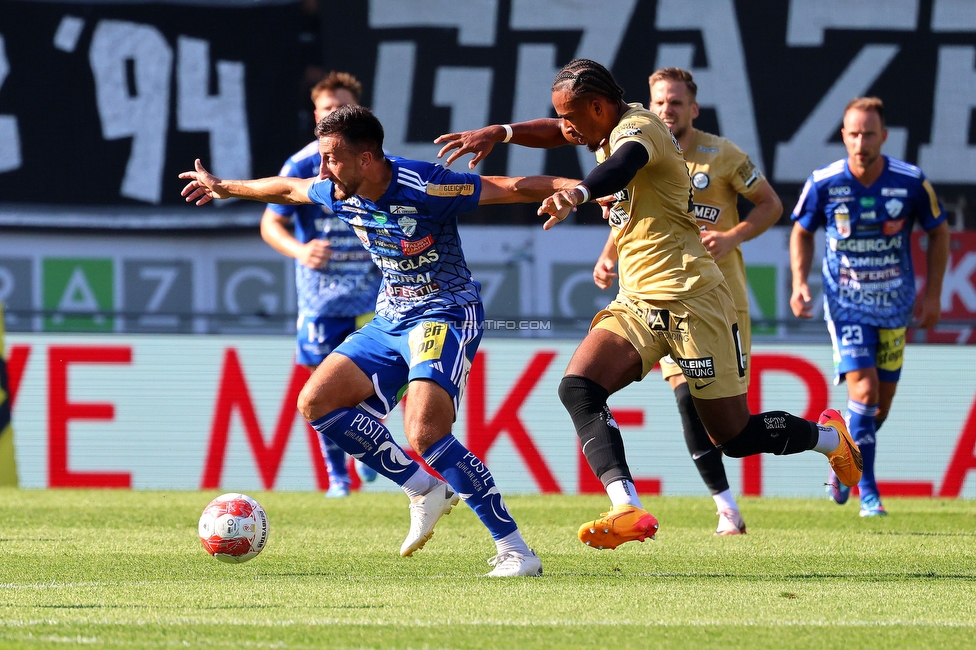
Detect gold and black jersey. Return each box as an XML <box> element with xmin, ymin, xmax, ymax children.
<box><xmin>598</xmin><ymin>105</ymin><xmax>724</xmax><ymax>301</ymax></box>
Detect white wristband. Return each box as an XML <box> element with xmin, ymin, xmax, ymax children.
<box><xmin>501</xmin><ymin>124</ymin><xmax>514</xmax><ymax>143</ymax></box>
<box><xmin>574</xmin><ymin>185</ymin><xmax>590</xmax><ymax>204</ymax></box>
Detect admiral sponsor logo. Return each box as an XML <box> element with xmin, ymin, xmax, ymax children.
<box><xmin>829</xmin><ymin>186</ymin><xmax>852</xmax><ymax>196</ymax></box>
<box><xmin>693</xmin><ymin>203</ymin><xmax>721</xmax><ymax>224</ymax></box>
<box><xmin>839</xmin><ymin>253</ymin><xmax>900</xmax><ymax>268</ymax></box>
<box><xmin>426</xmin><ymin>183</ymin><xmax>475</xmax><ymax>197</ymax></box>
<box><xmin>860</xmin><ymin>210</ymin><xmax>877</xmax><ymax>221</ymax></box>
<box><xmin>387</xmin><ymin>281</ymin><xmax>440</xmax><ymax>298</ymax></box>
<box><xmin>400</xmin><ymin>234</ymin><xmax>434</xmax><ymax>256</ymax></box>
<box><xmin>831</xmin><ymin>234</ymin><xmax>903</xmax><ymax>252</ymax></box>
<box><xmin>675</xmin><ymin>356</ymin><xmax>715</xmax><ymax>379</ymax></box>
<box><xmin>881</xmin><ymin>187</ymin><xmax>908</xmax><ymax>197</ymax></box>
<box><xmin>398</xmin><ymin>216</ymin><xmax>417</xmax><ymax>237</ymax></box>
<box><xmin>885</xmin><ymin>198</ymin><xmax>904</xmax><ymax>218</ymax></box>
<box><xmin>883</xmin><ymin>219</ymin><xmax>905</xmax><ymax>235</ymax></box>
<box><xmin>390</xmin><ymin>204</ymin><xmax>418</xmax><ymax>214</ymax></box>
<box><xmin>697</xmin><ymin>145</ymin><xmax>719</xmax><ymax>153</ymax></box>
<box><xmin>859</xmin><ymin>196</ymin><xmax>877</xmax><ymax>208</ymax></box>
<box><xmin>691</xmin><ymin>171</ymin><xmax>710</xmax><ymax>190</ymax></box>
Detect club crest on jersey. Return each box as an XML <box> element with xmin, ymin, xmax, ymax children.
<box><xmin>691</xmin><ymin>172</ymin><xmax>710</xmax><ymax>190</ymax></box>
<box><xmin>833</xmin><ymin>203</ymin><xmax>851</xmax><ymax>238</ymax></box>
<box><xmin>885</xmin><ymin>198</ymin><xmax>904</xmax><ymax>218</ymax></box>
<box><xmin>608</xmin><ymin>205</ymin><xmax>630</xmax><ymax>228</ymax></box>
<box><xmin>353</xmin><ymin>226</ymin><xmax>370</xmax><ymax>247</ymax></box>
<box><xmin>398</xmin><ymin>216</ymin><xmax>417</xmax><ymax>237</ymax></box>
<box><xmin>390</xmin><ymin>205</ymin><xmax>418</xmax><ymax>215</ymax></box>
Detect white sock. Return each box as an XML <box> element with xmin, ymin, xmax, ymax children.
<box><xmin>494</xmin><ymin>529</ymin><xmax>530</xmax><ymax>555</ymax></box>
<box><xmin>712</xmin><ymin>489</ymin><xmax>738</xmax><ymax>513</ymax></box>
<box><xmin>606</xmin><ymin>479</ymin><xmax>643</xmax><ymax>509</ymax></box>
<box><xmin>813</xmin><ymin>425</ymin><xmax>840</xmax><ymax>454</ymax></box>
<box><xmin>402</xmin><ymin>468</ymin><xmax>438</xmax><ymax>499</ymax></box>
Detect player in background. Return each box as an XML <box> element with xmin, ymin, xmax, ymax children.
<box><xmin>591</xmin><ymin>68</ymin><xmax>782</xmax><ymax>535</ymax></box>
<box><xmin>791</xmin><ymin>97</ymin><xmax>949</xmax><ymax>517</ymax></box>
<box><xmin>436</xmin><ymin>58</ymin><xmax>860</xmax><ymax>551</ymax></box>
<box><xmin>182</xmin><ymin>104</ymin><xmax>579</xmax><ymax>576</ymax></box>
<box><xmin>261</xmin><ymin>72</ymin><xmax>381</xmax><ymax>497</ymax></box>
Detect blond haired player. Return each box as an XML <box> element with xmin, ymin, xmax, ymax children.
<box><xmin>436</xmin><ymin>59</ymin><xmax>860</xmax><ymax>550</ymax></box>
<box><xmin>591</xmin><ymin>68</ymin><xmax>782</xmax><ymax>535</ymax></box>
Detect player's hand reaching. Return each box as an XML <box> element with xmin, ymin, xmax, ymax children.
<box><xmin>701</xmin><ymin>229</ymin><xmax>739</xmax><ymax>262</ymax></box>
<box><xmin>790</xmin><ymin>283</ymin><xmax>813</xmax><ymax>319</ymax></box>
<box><xmin>179</xmin><ymin>159</ymin><xmax>229</xmax><ymax>205</ymax></box>
<box><xmin>299</xmin><ymin>239</ymin><xmax>332</xmax><ymax>269</ymax></box>
<box><xmin>538</xmin><ymin>189</ymin><xmax>581</xmax><ymax>230</ymax></box>
<box><xmin>434</xmin><ymin>126</ymin><xmax>503</xmax><ymax>169</ymax></box>
<box><xmin>593</xmin><ymin>256</ymin><xmax>617</xmax><ymax>289</ymax></box>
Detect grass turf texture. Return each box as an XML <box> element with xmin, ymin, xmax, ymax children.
<box><xmin>0</xmin><ymin>490</ymin><xmax>974</xmax><ymax>649</ymax></box>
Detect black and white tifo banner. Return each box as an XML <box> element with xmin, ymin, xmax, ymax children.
<box><xmin>0</xmin><ymin>0</ymin><xmax>975</xmax><ymax>228</ymax></box>
<box><xmin>0</xmin><ymin>0</ymin><xmax>306</xmax><ymax>226</ymax></box>
<box><xmin>324</xmin><ymin>0</ymin><xmax>976</xmax><ymax>217</ymax></box>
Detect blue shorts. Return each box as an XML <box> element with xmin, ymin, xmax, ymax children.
<box><xmin>827</xmin><ymin>319</ymin><xmax>906</xmax><ymax>384</ymax></box>
<box><xmin>332</xmin><ymin>305</ymin><xmax>484</xmax><ymax>418</ymax></box>
<box><xmin>296</xmin><ymin>312</ymin><xmax>373</xmax><ymax>367</ymax></box>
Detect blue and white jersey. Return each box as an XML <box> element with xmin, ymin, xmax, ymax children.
<box><xmin>267</xmin><ymin>141</ymin><xmax>381</xmax><ymax>318</ymax></box>
<box><xmin>306</xmin><ymin>157</ymin><xmax>482</xmax><ymax>326</ymax></box>
<box><xmin>792</xmin><ymin>156</ymin><xmax>945</xmax><ymax>327</ymax></box>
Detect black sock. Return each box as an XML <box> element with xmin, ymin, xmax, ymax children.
<box><xmin>558</xmin><ymin>375</ymin><xmax>632</xmax><ymax>486</ymax></box>
<box><xmin>717</xmin><ymin>411</ymin><xmax>818</xmax><ymax>458</ymax></box>
<box><xmin>674</xmin><ymin>382</ymin><xmax>729</xmax><ymax>494</ymax></box>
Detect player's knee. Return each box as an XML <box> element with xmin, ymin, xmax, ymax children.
<box><xmin>558</xmin><ymin>375</ymin><xmax>609</xmax><ymax>412</ymax></box>
<box><xmin>297</xmin><ymin>383</ymin><xmax>324</xmax><ymax>421</ymax></box>
<box><xmin>716</xmin><ymin>434</ymin><xmax>750</xmax><ymax>458</ymax></box>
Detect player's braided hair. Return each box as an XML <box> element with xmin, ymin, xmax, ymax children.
<box><xmin>315</xmin><ymin>104</ymin><xmax>384</xmax><ymax>155</ymax></box>
<box><xmin>551</xmin><ymin>58</ymin><xmax>625</xmax><ymax>103</ymax></box>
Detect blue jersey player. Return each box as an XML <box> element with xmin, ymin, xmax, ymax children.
<box><xmin>260</xmin><ymin>72</ymin><xmax>381</xmax><ymax>497</ymax></box>
<box><xmin>181</xmin><ymin>104</ymin><xmax>577</xmax><ymax>577</ymax></box>
<box><xmin>791</xmin><ymin>97</ymin><xmax>950</xmax><ymax>517</ymax></box>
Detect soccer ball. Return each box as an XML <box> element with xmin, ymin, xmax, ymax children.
<box><xmin>198</xmin><ymin>493</ymin><xmax>269</xmax><ymax>563</ymax></box>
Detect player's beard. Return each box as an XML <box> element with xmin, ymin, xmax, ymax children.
<box><xmin>332</xmin><ymin>177</ymin><xmax>362</xmax><ymax>201</ymax></box>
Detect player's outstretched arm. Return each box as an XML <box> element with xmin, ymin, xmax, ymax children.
<box><xmin>180</xmin><ymin>159</ymin><xmax>315</xmax><ymax>206</ymax></box>
<box><xmin>914</xmin><ymin>221</ymin><xmax>950</xmax><ymax>329</ymax></box>
<box><xmin>478</xmin><ymin>175</ymin><xmax>579</xmax><ymax>205</ymax></box>
<box><xmin>435</xmin><ymin>119</ymin><xmax>571</xmax><ymax>169</ymax></box>
<box><xmin>789</xmin><ymin>222</ymin><xmax>816</xmax><ymax>319</ymax></box>
<box><xmin>593</xmin><ymin>231</ymin><xmax>618</xmax><ymax>289</ymax></box>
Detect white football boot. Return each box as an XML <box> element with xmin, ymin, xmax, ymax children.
<box><xmin>399</xmin><ymin>481</ymin><xmax>460</xmax><ymax>557</ymax></box>
<box><xmin>485</xmin><ymin>549</ymin><xmax>543</xmax><ymax>577</ymax></box>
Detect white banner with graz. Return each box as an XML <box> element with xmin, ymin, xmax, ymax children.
<box><xmin>7</xmin><ymin>335</ymin><xmax>976</xmax><ymax>498</ymax></box>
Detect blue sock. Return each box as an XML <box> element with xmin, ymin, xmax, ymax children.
<box><xmin>310</xmin><ymin>408</ymin><xmax>420</xmax><ymax>486</ymax></box>
<box><xmin>423</xmin><ymin>434</ymin><xmax>519</xmax><ymax>541</ymax></box>
<box><xmin>848</xmin><ymin>399</ymin><xmax>879</xmax><ymax>497</ymax></box>
<box><xmin>321</xmin><ymin>437</ymin><xmax>349</xmax><ymax>484</ymax></box>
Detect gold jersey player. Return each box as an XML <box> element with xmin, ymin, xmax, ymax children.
<box><xmin>592</xmin><ymin>68</ymin><xmax>782</xmax><ymax>535</ymax></box>
<box><xmin>436</xmin><ymin>58</ymin><xmax>860</xmax><ymax>550</ymax></box>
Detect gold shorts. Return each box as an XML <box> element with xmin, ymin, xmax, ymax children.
<box><xmin>592</xmin><ymin>284</ymin><xmax>747</xmax><ymax>400</ymax></box>
<box><xmin>660</xmin><ymin>305</ymin><xmax>751</xmax><ymax>387</ymax></box>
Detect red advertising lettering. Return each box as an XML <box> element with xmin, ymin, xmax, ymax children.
<box><xmin>48</xmin><ymin>346</ymin><xmax>132</xmax><ymax>488</ymax></box>
<box><xmin>201</xmin><ymin>349</ymin><xmax>329</xmax><ymax>490</ymax></box>
<box><xmin>466</xmin><ymin>351</ymin><xmax>561</xmax><ymax>493</ymax></box>
<box><xmin>938</xmin><ymin>395</ymin><xmax>976</xmax><ymax>497</ymax></box>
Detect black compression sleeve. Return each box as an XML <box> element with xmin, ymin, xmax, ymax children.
<box><xmin>580</xmin><ymin>141</ymin><xmax>649</xmax><ymax>200</ymax></box>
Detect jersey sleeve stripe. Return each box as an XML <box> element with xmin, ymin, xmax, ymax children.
<box><xmin>792</xmin><ymin>179</ymin><xmax>812</xmax><ymax>217</ymax></box>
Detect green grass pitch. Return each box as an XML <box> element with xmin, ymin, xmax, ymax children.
<box><xmin>0</xmin><ymin>489</ymin><xmax>974</xmax><ymax>649</ymax></box>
